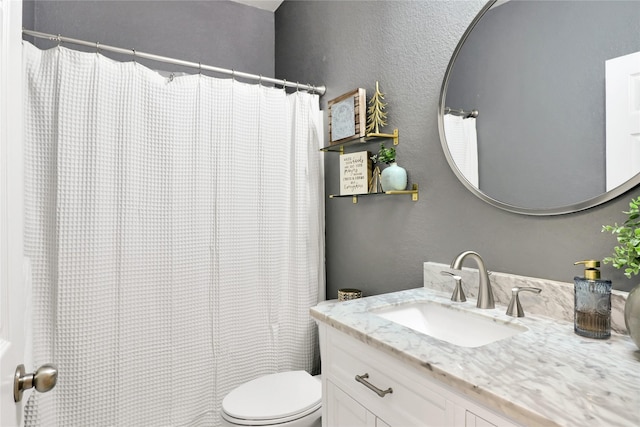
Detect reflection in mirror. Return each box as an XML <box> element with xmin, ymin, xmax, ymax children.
<box><xmin>439</xmin><ymin>0</ymin><xmax>640</xmax><ymax>215</ymax></box>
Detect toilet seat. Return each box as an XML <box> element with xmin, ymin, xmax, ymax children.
<box><xmin>221</xmin><ymin>403</ymin><xmax>321</xmax><ymax>426</ymax></box>
<box><xmin>221</xmin><ymin>371</ymin><xmax>321</xmax><ymax>426</ymax></box>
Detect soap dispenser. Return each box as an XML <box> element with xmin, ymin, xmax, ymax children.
<box><xmin>574</xmin><ymin>260</ymin><xmax>611</xmax><ymax>339</ymax></box>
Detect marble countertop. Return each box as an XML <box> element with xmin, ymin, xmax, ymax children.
<box><xmin>311</xmin><ymin>266</ymin><xmax>640</xmax><ymax>427</ymax></box>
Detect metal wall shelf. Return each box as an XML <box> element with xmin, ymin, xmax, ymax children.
<box><xmin>322</xmin><ymin>128</ymin><xmax>418</xmax><ymax>203</ymax></box>
<box><xmin>320</xmin><ymin>129</ymin><xmax>398</xmax><ymax>153</ymax></box>
<box><xmin>329</xmin><ymin>184</ymin><xmax>419</xmax><ymax>204</ymax></box>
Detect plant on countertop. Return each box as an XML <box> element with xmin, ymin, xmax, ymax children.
<box><xmin>603</xmin><ymin>196</ymin><xmax>640</xmax><ymax>351</ymax></box>
<box><xmin>602</xmin><ymin>195</ymin><xmax>640</xmax><ymax>278</ymax></box>
<box><xmin>377</xmin><ymin>143</ymin><xmax>396</xmax><ymax>165</ymax></box>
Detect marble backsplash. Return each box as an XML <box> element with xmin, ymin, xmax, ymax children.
<box><xmin>424</xmin><ymin>262</ymin><xmax>629</xmax><ymax>335</ymax></box>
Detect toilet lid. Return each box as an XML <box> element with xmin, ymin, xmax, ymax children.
<box><xmin>222</xmin><ymin>371</ymin><xmax>321</xmax><ymax>422</ymax></box>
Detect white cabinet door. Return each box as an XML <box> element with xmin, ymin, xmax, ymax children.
<box><xmin>466</xmin><ymin>410</ymin><xmax>497</xmax><ymax>427</ymax></box>
<box><xmin>327</xmin><ymin>380</ymin><xmax>376</xmax><ymax>427</ymax></box>
<box><xmin>318</xmin><ymin>323</ymin><xmax>520</xmax><ymax>427</ymax></box>
<box><xmin>0</xmin><ymin>0</ymin><xmax>28</xmax><ymax>425</ymax></box>
<box><xmin>325</xmin><ymin>327</ymin><xmax>450</xmax><ymax>427</ymax></box>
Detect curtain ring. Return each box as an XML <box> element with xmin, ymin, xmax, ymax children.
<box><xmin>282</xmin><ymin>79</ymin><xmax>287</xmax><ymax>91</ymax></box>
<box><xmin>132</xmin><ymin>48</ymin><xmax>136</xmax><ymax>64</ymax></box>
<box><xmin>258</xmin><ymin>74</ymin><xmax>263</xmax><ymax>86</ymax></box>
<box><xmin>56</xmin><ymin>34</ymin><xmax>62</xmax><ymax>47</ymax></box>
<box><xmin>96</xmin><ymin>41</ymin><xmax>100</xmax><ymax>54</ymax></box>
<box><xmin>169</xmin><ymin>72</ymin><xmax>175</xmax><ymax>82</ymax></box>
<box><xmin>231</xmin><ymin>69</ymin><xmax>236</xmax><ymax>81</ymax></box>
<box><xmin>296</xmin><ymin>82</ymin><xmax>300</xmax><ymax>93</ymax></box>
<box><xmin>198</xmin><ymin>62</ymin><xmax>202</xmax><ymax>75</ymax></box>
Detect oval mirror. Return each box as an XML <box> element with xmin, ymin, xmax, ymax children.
<box><xmin>439</xmin><ymin>0</ymin><xmax>640</xmax><ymax>215</ymax></box>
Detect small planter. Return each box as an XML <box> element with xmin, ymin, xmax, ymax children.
<box><xmin>625</xmin><ymin>284</ymin><xmax>640</xmax><ymax>349</ymax></box>
<box><xmin>380</xmin><ymin>162</ymin><xmax>407</xmax><ymax>192</ymax></box>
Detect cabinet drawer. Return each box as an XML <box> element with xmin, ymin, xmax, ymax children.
<box><xmin>326</xmin><ymin>329</ymin><xmax>449</xmax><ymax>427</ymax></box>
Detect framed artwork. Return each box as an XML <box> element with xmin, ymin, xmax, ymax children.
<box><xmin>328</xmin><ymin>88</ymin><xmax>366</xmax><ymax>145</ymax></box>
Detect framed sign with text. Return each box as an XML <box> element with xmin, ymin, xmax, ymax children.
<box><xmin>339</xmin><ymin>151</ymin><xmax>372</xmax><ymax>196</ymax></box>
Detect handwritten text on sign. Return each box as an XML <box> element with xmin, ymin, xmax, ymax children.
<box><xmin>340</xmin><ymin>151</ymin><xmax>372</xmax><ymax>196</ymax></box>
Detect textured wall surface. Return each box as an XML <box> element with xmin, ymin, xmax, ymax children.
<box><xmin>276</xmin><ymin>0</ymin><xmax>639</xmax><ymax>296</ymax></box>
<box><xmin>24</xmin><ymin>0</ymin><xmax>274</xmax><ymax>79</ymax></box>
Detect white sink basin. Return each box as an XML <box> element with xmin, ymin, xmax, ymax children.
<box><xmin>371</xmin><ymin>301</ymin><xmax>527</xmax><ymax>348</ymax></box>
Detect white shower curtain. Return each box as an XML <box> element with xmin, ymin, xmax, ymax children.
<box><xmin>23</xmin><ymin>41</ymin><xmax>325</xmax><ymax>426</ymax></box>
<box><xmin>443</xmin><ymin>114</ymin><xmax>479</xmax><ymax>187</ymax></box>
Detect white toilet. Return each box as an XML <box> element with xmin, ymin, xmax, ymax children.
<box><xmin>220</xmin><ymin>370</ymin><xmax>322</xmax><ymax>427</ymax></box>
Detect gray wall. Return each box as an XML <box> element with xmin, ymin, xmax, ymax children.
<box><xmin>24</xmin><ymin>0</ymin><xmax>274</xmax><ymax>79</ymax></box>
<box><xmin>275</xmin><ymin>0</ymin><xmax>639</xmax><ymax>295</ymax></box>
<box><xmin>446</xmin><ymin>1</ymin><xmax>640</xmax><ymax>208</ymax></box>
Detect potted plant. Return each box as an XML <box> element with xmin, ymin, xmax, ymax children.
<box><xmin>602</xmin><ymin>195</ymin><xmax>640</xmax><ymax>348</ymax></box>
<box><xmin>378</xmin><ymin>143</ymin><xmax>406</xmax><ymax>191</ymax></box>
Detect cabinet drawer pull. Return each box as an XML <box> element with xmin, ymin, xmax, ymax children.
<box><xmin>355</xmin><ymin>373</ymin><xmax>393</xmax><ymax>398</ymax></box>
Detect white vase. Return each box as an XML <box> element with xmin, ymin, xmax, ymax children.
<box><xmin>380</xmin><ymin>162</ymin><xmax>407</xmax><ymax>191</ymax></box>
<box><xmin>625</xmin><ymin>283</ymin><xmax>640</xmax><ymax>349</ymax></box>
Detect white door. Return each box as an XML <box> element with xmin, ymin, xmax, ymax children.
<box><xmin>0</xmin><ymin>0</ymin><xmax>27</xmax><ymax>425</ymax></box>
<box><xmin>606</xmin><ymin>50</ymin><xmax>640</xmax><ymax>191</ymax></box>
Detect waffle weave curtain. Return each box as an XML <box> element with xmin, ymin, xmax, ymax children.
<box><xmin>23</xmin><ymin>41</ymin><xmax>324</xmax><ymax>426</ymax></box>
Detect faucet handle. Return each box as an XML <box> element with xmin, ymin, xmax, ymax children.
<box><xmin>440</xmin><ymin>271</ymin><xmax>466</xmax><ymax>302</ymax></box>
<box><xmin>506</xmin><ymin>287</ymin><xmax>542</xmax><ymax>317</ymax></box>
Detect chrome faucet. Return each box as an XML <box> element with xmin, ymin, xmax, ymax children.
<box><xmin>450</xmin><ymin>251</ymin><xmax>495</xmax><ymax>309</ymax></box>
<box><xmin>440</xmin><ymin>271</ymin><xmax>466</xmax><ymax>302</ymax></box>
<box><xmin>506</xmin><ymin>287</ymin><xmax>542</xmax><ymax>317</ymax></box>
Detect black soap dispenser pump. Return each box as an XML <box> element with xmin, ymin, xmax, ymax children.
<box><xmin>573</xmin><ymin>260</ymin><xmax>612</xmax><ymax>339</ymax></box>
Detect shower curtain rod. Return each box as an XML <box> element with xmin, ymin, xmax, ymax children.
<box><xmin>444</xmin><ymin>107</ymin><xmax>479</xmax><ymax>118</ymax></box>
<box><xmin>22</xmin><ymin>29</ymin><xmax>326</xmax><ymax>96</ymax></box>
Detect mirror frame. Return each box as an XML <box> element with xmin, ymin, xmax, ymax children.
<box><xmin>438</xmin><ymin>0</ymin><xmax>640</xmax><ymax>216</ymax></box>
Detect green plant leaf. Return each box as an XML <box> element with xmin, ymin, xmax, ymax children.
<box><xmin>377</xmin><ymin>143</ymin><xmax>396</xmax><ymax>164</ymax></box>
<box><xmin>602</xmin><ymin>195</ymin><xmax>640</xmax><ymax>278</ymax></box>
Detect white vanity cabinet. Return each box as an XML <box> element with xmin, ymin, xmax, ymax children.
<box><xmin>318</xmin><ymin>323</ymin><xmax>519</xmax><ymax>427</ymax></box>
<box><xmin>326</xmin><ymin>380</ymin><xmax>390</xmax><ymax>426</ymax></box>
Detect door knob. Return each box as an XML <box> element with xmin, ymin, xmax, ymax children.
<box><xmin>14</xmin><ymin>364</ymin><xmax>58</xmax><ymax>402</ymax></box>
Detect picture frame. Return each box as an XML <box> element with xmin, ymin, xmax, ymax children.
<box><xmin>339</xmin><ymin>151</ymin><xmax>372</xmax><ymax>196</ymax></box>
<box><xmin>328</xmin><ymin>88</ymin><xmax>366</xmax><ymax>145</ymax></box>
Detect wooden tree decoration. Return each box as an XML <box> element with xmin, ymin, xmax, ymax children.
<box><xmin>368</xmin><ymin>153</ymin><xmax>383</xmax><ymax>193</ymax></box>
<box><xmin>366</xmin><ymin>81</ymin><xmax>388</xmax><ymax>135</ymax></box>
